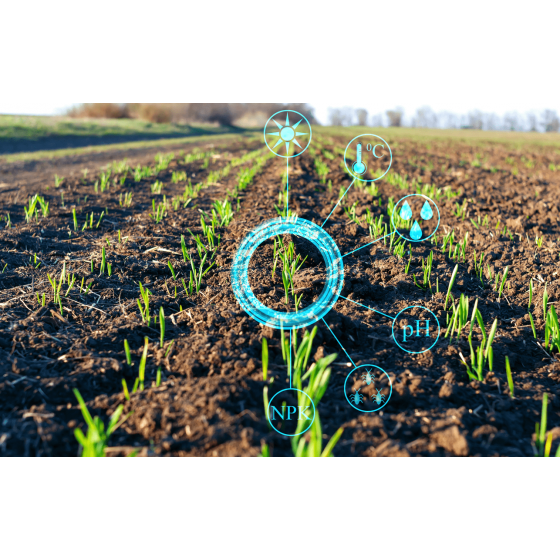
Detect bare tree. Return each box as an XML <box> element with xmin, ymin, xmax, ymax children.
<box><xmin>483</xmin><ymin>113</ymin><xmax>500</xmax><ymax>131</ymax></box>
<box><xmin>370</xmin><ymin>113</ymin><xmax>385</xmax><ymax>127</ymax></box>
<box><xmin>467</xmin><ymin>110</ymin><xmax>484</xmax><ymax>130</ymax></box>
<box><xmin>503</xmin><ymin>111</ymin><xmax>522</xmax><ymax>131</ymax></box>
<box><xmin>356</xmin><ymin>108</ymin><xmax>368</xmax><ymax>126</ymax></box>
<box><xmin>329</xmin><ymin>107</ymin><xmax>354</xmax><ymax>126</ymax></box>
<box><xmin>437</xmin><ymin>112</ymin><xmax>459</xmax><ymax>129</ymax></box>
<box><xmin>542</xmin><ymin>109</ymin><xmax>560</xmax><ymax>132</ymax></box>
<box><xmin>386</xmin><ymin>108</ymin><xmax>403</xmax><ymax>127</ymax></box>
<box><xmin>413</xmin><ymin>106</ymin><xmax>437</xmax><ymax>128</ymax></box>
<box><xmin>329</xmin><ymin>108</ymin><xmax>344</xmax><ymax>126</ymax></box>
<box><xmin>526</xmin><ymin>112</ymin><xmax>538</xmax><ymax>132</ymax></box>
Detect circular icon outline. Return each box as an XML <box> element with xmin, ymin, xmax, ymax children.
<box><xmin>263</xmin><ymin>110</ymin><xmax>313</xmax><ymax>159</ymax></box>
<box><xmin>391</xmin><ymin>194</ymin><xmax>441</xmax><ymax>243</ymax></box>
<box><xmin>267</xmin><ymin>388</ymin><xmax>316</xmax><ymax>437</ymax></box>
<box><xmin>344</xmin><ymin>134</ymin><xmax>393</xmax><ymax>183</ymax></box>
<box><xmin>344</xmin><ymin>364</ymin><xmax>393</xmax><ymax>413</ymax></box>
<box><xmin>231</xmin><ymin>217</ymin><xmax>344</xmax><ymax>330</ymax></box>
<box><xmin>392</xmin><ymin>306</ymin><xmax>441</xmax><ymax>354</ymax></box>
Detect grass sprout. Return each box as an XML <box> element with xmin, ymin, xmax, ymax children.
<box><xmin>124</xmin><ymin>340</ymin><xmax>132</xmax><ymax>366</ymax></box>
<box><xmin>138</xmin><ymin>337</ymin><xmax>149</xmax><ymax>391</ymax></box>
<box><xmin>73</xmin><ymin>389</ymin><xmax>124</xmax><ymax>458</ymax></box>
<box><xmin>444</xmin><ymin>264</ymin><xmax>459</xmax><ymax>310</ymax></box>
<box><xmin>534</xmin><ymin>393</ymin><xmax>559</xmax><ymax>457</ymax></box>
<box><xmin>159</xmin><ymin>307</ymin><xmax>165</xmax><ymax>348</ymax></box>
<box><xmin>137</xmin><ymin>282</ymin><xmax>152</xmax><ymax>325</ymax></box>
<box><xmin>505</xmin><ymin>356</ymin><xmax>515</xmax><ymax>398</ymax></box>
<box><xmin>460</xmin><ymin>317</ymin><xmax>498</xmax><ymax>382</ymax></box>
<box><xmin>544</xmin><ymin>305</ymin><xmax>560</xmax><ymax>355</ymax></box>
<box><xmin>414</xmin><ymin>251</ymin><xmax>433</xmax><ymax>291</ymax></box>
<box><xmin>275</xmin><ymin>237</ymin><xmax>308</xmax><ymax>311</ymax></box>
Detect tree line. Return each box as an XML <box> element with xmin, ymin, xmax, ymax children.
<box><xmin>67</xmin><ymin>103</ymin><xmax>316</xmax><ymax>126</ymax></box>
<box><xmin>328</xmin><ymin>106</ymin><xmax>560</xmax><ymax>132</ymax></box>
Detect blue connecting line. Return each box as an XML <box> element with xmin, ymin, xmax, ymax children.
<box><xmin>321</xmin><ymin>318</ymin><xmax>356</xmax><ymax>367</ymax></box>
<box><xmin>286</xmin><ymin>159</ymin><xmax>289</xmax><ymax>215</ymax></box>
<box><xmin>289</xmin><ymin>328</ymin><xmax>292</xmax><ymax>388</ymax></box>
<box><xmin>339</xmin><ymin>295</ymin><xmax>395</xmax><ymax>320</ymax></box>
<box><xmin>342</xmin><ymin>232</ymin><xmax>393</xmax><ymax>258</ymax></box>
<box><xmin>321</xmin><ymin>179</ymin><xmax>356</xmax><ymax>228</ymax></box>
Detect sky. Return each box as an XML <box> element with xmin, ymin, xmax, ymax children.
<box><xmin>0</xmin><ymin>103</ymin><xmax>560</xmax><ymax>124</ymax></box>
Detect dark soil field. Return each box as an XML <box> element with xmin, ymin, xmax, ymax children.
<box><xmin>1</xmin><ymin>129</ymin><xmax>559</xmax><ymax>457</ymax></box>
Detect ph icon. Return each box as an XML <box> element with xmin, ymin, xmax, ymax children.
<box><xmin>403</xmin><ymin>320</ymin><xmax>431</xmax><ymax>342</ymax></box>
<box><xmin>392</xmin><ymin>306</ymin><xmax>440</xmax><ymax>354</ymax></box>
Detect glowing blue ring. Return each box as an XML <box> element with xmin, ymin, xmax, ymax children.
<box><xmin>264</xmin><ymin>110</ymin><xmax>312</xmax><ymax>159</ymax></box>
<box><xmin>231</xmin><ymin>217</ymin><xmax>344</xmax><ymax>330</ymax></box>
<box><xmin>344</xmin><ymin>134</ymin><xmax>392</xmax><ymax>183</ymax></box>
<box><xmin>267</xmin><ymin>388</ymin><xmax>316</xmax><ymax>437</ymax></box>
<box><xmin>391</xmin><ymin>194</ymin><xmax>441</xmax><ymax>243</ymax></box>
<box><xmin>344</xmin><ymin>365</ymin><xmax>392</xmax><ymax>413</ymax></box>
<box><xmin>391</xmin><ymin>306</ymin><xmax>441</xmax><ymax>354</ymax></box>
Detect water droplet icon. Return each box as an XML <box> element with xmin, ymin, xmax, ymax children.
<box><xmin>400</xmin><ymin>201</ymin><xmax>413</xmax><ymax>221</ymax></box>
<box><xmin>410</xmin><ymin>221</ymin><xmax>423</xmax><ymax>240</ymax></box>
<box><xmin>420</xmin><ymin>201</ymin><xmax>434</xmax><ymax>220</ymax></box>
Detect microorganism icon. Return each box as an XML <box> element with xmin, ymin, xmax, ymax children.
<box><xmin>410</xmin><ymin>221</ymin><xmax>423</xmax><ymax>240</ymax></box>
<box><xmin>400</xmin><ymin>201</ymin><xmax>413</xmax><ymax>221</ymax></box>
<box><xmin>373</xmin><ymin>389</ymin><xmax>387</xmax><ymax>406</ymax></box>
<box><xmin>421</xmin><ymin>201</ymin><xmax>434</xmax><ymax>220</ymax></box>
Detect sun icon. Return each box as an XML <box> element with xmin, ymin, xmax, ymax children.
<box><xmin>265</xmin><ymin>111</ymin><xmax>311</xmax><ymax>157</ymax></box>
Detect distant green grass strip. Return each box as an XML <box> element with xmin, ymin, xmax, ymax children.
<box><xmin>319</xmin><ymin>126</ymin><xmax>560</xmax><ymax>148</ymax></box>
<box><xmin>0</xmin><ymin>132</ymin><xmax>255</xmax><ymax>163</ymax></box>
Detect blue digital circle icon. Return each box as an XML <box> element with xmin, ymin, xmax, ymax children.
<box><xmin>264</xmin><ymin>110</ymin><xmax>312</xmax><ymax>159</ymax></box>
<box><xmin>267</xmin><ymin>388</ymin><xmax>316</xmax><ymax>437</ymax></box>
<box><xmin>344</xmin><ymin>134</ymin><xmax>392</xmax><ymax>182</ymax></box>
<box><xmin>231</xmin><ymin>217</ymin><xmax>344</xmax><ymax>330</ymax></box>
<box><xmin>344</xmin><ymin>365</ymin><xmax>392</xmax><ymax>413</ymax></box>
<box><xmin>392</xmin><ymin>306</ymin><xmax>441</xmax><ymax>354</ymax></box>
<box><xmin>391</xmin><ymin>194</ymin><xmax>440</xmax><ymax>243</ymax></box>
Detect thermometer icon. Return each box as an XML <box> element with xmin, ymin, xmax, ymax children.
<box><xmin>353</xmin><ymin>143</ymin><xmax>367</xmax><ymax>175</ymax></box>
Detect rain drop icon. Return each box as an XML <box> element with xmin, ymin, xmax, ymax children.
<box><xmin>420</xmin><ymin>201</ymin><xmax>434</xmax><ymax>221</ymax></box>
<box><xmin>410</xmin><ymin>221</ymin><xmax>423</xmax><ymax>240</ymax></box>
<box><xmin>400</xmin><ymin>201</ymin><xmax>413</xmax><ymax>221</ymax></box>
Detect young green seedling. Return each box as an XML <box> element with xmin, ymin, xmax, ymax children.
<box><xmin>159</xmin><ymin>307</ymin><xmax>165</xmax><ymax>348</ymax></box>
<box><xmin>534</xmin><ymin>393</ymin><xmax>553</xmax><ymax>457</ymax></box>
<box><xmin>444</xmin><ymin>264</ymin><xmax>459</xmax><ymax>310</ymax></box>
<box><xmin>262</xmin><ymin>338</ymin><xmax>268</xmax><ymax>382</ymax></box>
<box><xmin>544</xmin><ymin>305</ymin><xmax>560</xmax><ymax>354</ymax></box>
<box><xmin>138</xmin><ymin>337</ymin><xmax>149</xmax><ymax>391</ymax></box>
<box><xmin>505</xmin><ymin>356</ymin><xmax>515</xmax><ymax>398</ymax></box>
<box><xmin>100</xmin><ymin>247</ymin><xmax>107</xmax><ymax>276</ymax></box>
<box><xmin>124</xmin><ymin>340</ymin><xmax>132</xmax><ymax>366</ymax></box>
<box><xmin>73</xmin><ymin>389</ymin><xmax>124</xmax><ymax>458</ymax></box>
